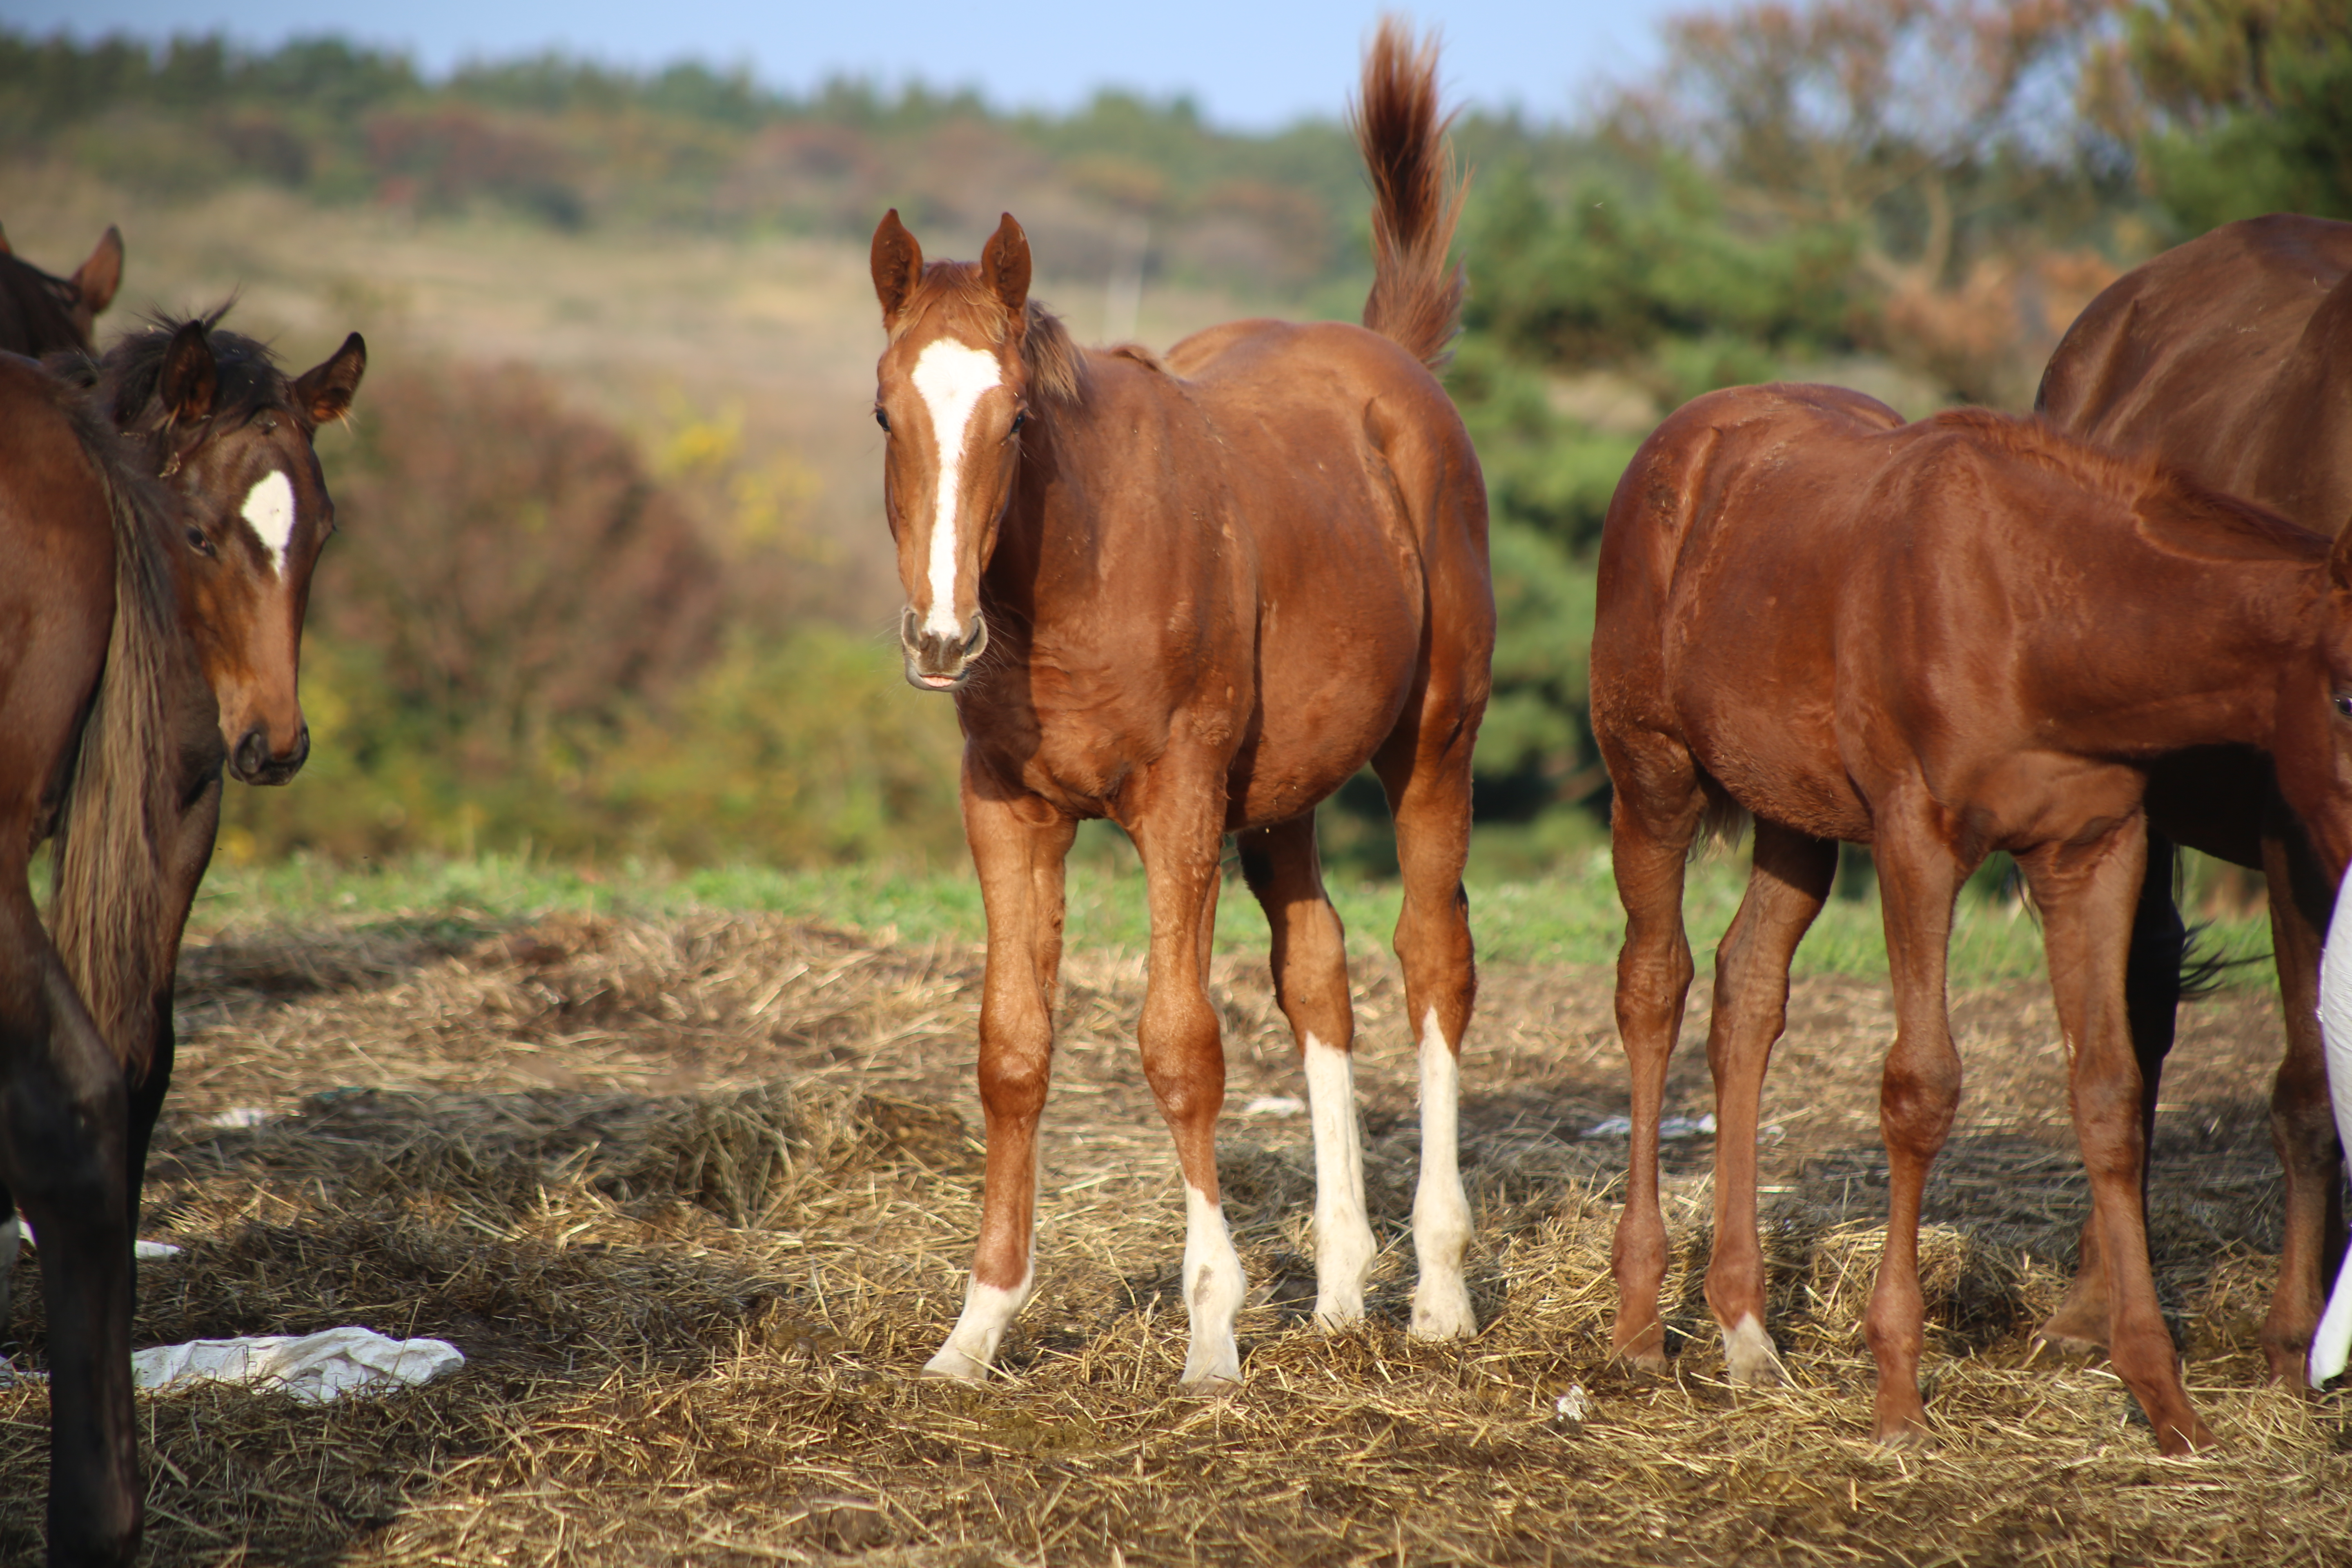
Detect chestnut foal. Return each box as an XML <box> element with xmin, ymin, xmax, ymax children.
<box><xmin>869</xmin><ymin>22</ymin><xmax>1493</xmax><ymax>1384</ymax></box>
<box><xmin>1595</xmin><ymin>384</ymin><xmax>2352</xmax><ymax>1454</ymax></box>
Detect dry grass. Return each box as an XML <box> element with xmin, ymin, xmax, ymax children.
<box><xmin>1</xmin><ymin>908</ymin><xmax>2346</xmax><ymax>1565</ymax></box>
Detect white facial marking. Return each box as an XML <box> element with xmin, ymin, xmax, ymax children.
<box><xmin>1410</xmin><ymin>1007</ymin><xmax>1477</xmax><ymax>1340</ymax></box>
<box><xmin>1302</xmin><ymin>1033</ymin><xmax>1374</xmax><ymax>1329</ymax></box>
<box><xmin>909</xmin><ymin>339</ymin><xmax>1004</xmax><ymax>640</ymax></box>
<box><xmin>1180</xmin><ymin>1183</ymin><xmax>1246</xmax><ymax>1384</ymax></box>
<box><xmin>240</xmin><ymin>469</ymin><xmax>297</xmax><ymax>577</ymax></box>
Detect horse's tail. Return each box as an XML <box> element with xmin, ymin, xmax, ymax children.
<box><xmin>49</xmin><ymin>408</ymin><xmax>180</xmax><ymax>1079</ymax></box>
<box><xmin>1354</xmin><ymin>18</ymin><xmax>1466</xmax><ymax>372</ymax></box>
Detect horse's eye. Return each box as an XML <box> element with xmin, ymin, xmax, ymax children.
<box><xmin>1011</xmin><ymin>410</ymin><xmax>1028</xmax><ymax>434</ymax></box>
<box><xmin>2335</xmin><ymin>692</ymin><xmax>2352</xmax><ymax>720</ymax></box>
<box><xmin>874</xmin><ymin>408</ymin><xmax>890</xmax><ymax>432</ymax></box>
<box><xmin>185</xmin><ymin>526</ymin><xmax>216</xmax><ymax>559</ymax></box>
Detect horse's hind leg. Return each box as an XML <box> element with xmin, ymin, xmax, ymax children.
<box><xmin>924</xmin><ymin>772</ymin><xmax>1077</xmax><ymax>1382</ymax></box>
<box><xmin>0</xmin><ymin>869</ymin><xmax>140</xmax><ymax>1562</ymax></box>
<box><xmin>2022</xmin><ymin>821</ymin><xmax>2212</xmax><ymax>1454</ymax></box>
<box><xmin>1595</xmin><ymin>726</ymin><xmax>1706</xmax><ymax>1368</ymax></box>
<box><xmin>1374</xmin><ymin>700</ymin><xmax>1483</xmax><ymax>1341</ymax></box>
<box><xmin>1704</xmin><ymin>822</ymin><xmax>1836</xmax><ymax>1385</ymax></box>
<box><xmin>1237</xmin><ymin>813</ymin><xmax>1373</xmax><ymax>1327</ymax></box>
<box><xmin>2036</xmin><ymin>833</ymin><xmax>2185</xmax><ymax>1356</ymax></box>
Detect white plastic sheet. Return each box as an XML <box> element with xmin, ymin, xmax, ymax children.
<box><xmin>131</xmin><ymin>1327</ymin><xmax>463</xmax><ymax>1403</ymax></box>
<box><xmin>2310</xmin><ymin>870</ymin><xmax>2352</xmax><ymax>1386</ymax></box>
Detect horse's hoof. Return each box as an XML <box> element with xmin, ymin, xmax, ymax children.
<box><xmin>1722</xmin><ymin>1316</ymin><xmax>1786</xmax><ymax>1386</ymax></box>
<box><xmin>921</xmin><ymin>1346</ymin><xmax>989</xmax><ymax>1382</ymax></box>
<box><xmin>2031</xmin><ymin>1300</ymin><xmax>2109</xmax><ymax>1358</ymax></box>
<box><xmin>1617</xmin><ymin>1348</ymin><xmax>1671</xmax><ymax>1377</ymax></box>
<box><xmin>1180</xmin><ymin>1356</ymin><xmax>1241</xmax><ymax>1389</ymax></box>
<box><xmin>2156</xmin><ymin>1416</ymin><xmax>2218</xmax><ymax>1457</ymax></box>
<box><xmin>1312</xmin><ymin>1296</ymin><xmax>1366</xmax><ymax>1333</ymax></box>
<box><xmin>1873</xmin><ymin>1420</ymin><xmax>1936</xmax><ymax>1452</ymax></box>
<box><xmin>1409</xmin><ymin>1281</ymin><xmax>1477</xmax><ymax>1341</ymax></box>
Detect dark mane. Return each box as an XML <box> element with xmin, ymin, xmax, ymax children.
<box><xmin>0</xmin><ymin>250</ymin><xmax>89</xmax><ymax>357</ymax></box>
<box><xmin>92</xmin><ymin>304</ymin><xmax>298</xmax><ymax>444</ymax></box>
<box><xmin>900</xmin><ymin>263</ymin><xmax>1089</xmax><ymax>407</ymax></box>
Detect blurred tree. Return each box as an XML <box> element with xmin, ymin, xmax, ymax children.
<box><xmin>2095</xmin><ymin>0</ymin><xmax>2352</xmax><ymax>227</ymax></box>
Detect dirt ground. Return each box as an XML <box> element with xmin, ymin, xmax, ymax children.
<box><xmin>0</xmin><ymin>908</ymin><xmax>2345</xmax><ymax>1565</ymax></box>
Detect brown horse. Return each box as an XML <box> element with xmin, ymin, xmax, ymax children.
<box><xmin>868</xmin><ymin>21</ymin><xmax>1492</xmax><ymax>1384</ymax></box>
<box><xmin>0</xmin><ymin>223</ymin><xmax>123</xmax><ymax>356</ymax></box>
<box><xmin>1592</xmin><ymin>382</ymin><xmax>2352</xmax><ymax>1455</ymax></box>
<box><xmin>0</xmin><ymin>313</ymin><xmax>361</xmax><ymax>1565</ymax></box>
<box><xmin>2034</xmin><ymin>214</ymin><xmax>2352</xmax><ymax>1379</ymax></box>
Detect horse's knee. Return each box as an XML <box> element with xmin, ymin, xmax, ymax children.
<box><xmin>1139</xmin><ymin>990</ymin><xmax>1222</xmax><ymax>1122</ymax></box>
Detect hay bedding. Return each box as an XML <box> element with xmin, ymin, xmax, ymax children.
<box><xmin>0</xmin><ymin>909</ymin><xmax>2345</xmax><ymax>1564</ymax></box>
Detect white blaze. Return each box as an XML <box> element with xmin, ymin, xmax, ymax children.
<box><xmin>240</xmin><ymin>469</ymin><xmax>297</xmax><ymax>577</ymax></box>
<box><xmin>909</xmin><ymin>339</ymin><xmax>1004</xmax><ymax>641</ymax></box>
<box><xmin>2309</xmin><ymin>870</ymin><xmax>2352</xmax><ymax>1385</ymax></box>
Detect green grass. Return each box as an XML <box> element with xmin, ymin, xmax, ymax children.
<box><xmin>192</xmin><ymin>845</ymin><xmax>2279</xmax><ymax>989</ymax></box>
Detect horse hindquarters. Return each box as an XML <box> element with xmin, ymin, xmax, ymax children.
<box><xmin>1236</xmin><ymin>816</ymin><xmax>1374</xmax><ymax>1328</ymax></box>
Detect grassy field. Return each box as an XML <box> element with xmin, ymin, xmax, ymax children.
<box><xmin>192</xmin><ymin>846</ymin><xmax>2278</xmax><ymax>986</ymax></box>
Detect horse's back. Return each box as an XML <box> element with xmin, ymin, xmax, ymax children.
<box><xmin>2039</xmin><ymin>215</ymin><xmax>2352</xmax><ymax>531</ymax></box>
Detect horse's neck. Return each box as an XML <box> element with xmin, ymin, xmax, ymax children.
<box><xmin>2072</xmin><ymin>552</ymin><xmax>2317</xmax><ymax>756</ymax></box>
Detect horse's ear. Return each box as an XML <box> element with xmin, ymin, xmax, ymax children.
<box><xmin>295</xmin><ymin>332</ymin><xmax>367</xmax><ymax>424</ymax></box>
<box><xmin>980</xmin><ymin>212</ymin><xmax>1031</xmax><ymax>320</ymax></box>
<box><xmin>157</xmin><ymin>320</ymin><xmax>217</xmax><ymax>426</ymax></box>
<box><xmin>74</xmin><ymin>227</ymin><xmax>123</xmax><ymax>316</ymax></box>
<box><xmin>871</xmin><ymin>209</ymin><xmax>924</xmax><ymax>324</ymax></box>
<box><xmin>0</xmin><ymin>222</ymin><xmax>11</xmax><ymax>254</ymax></box>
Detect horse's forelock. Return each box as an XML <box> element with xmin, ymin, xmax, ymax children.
<box><xmin>102</xmin><ymin>306</ymin><xmax>293</xmax><ymax>433</ymax></box>
<box><xmin>894</xmin><ymin>264</ymin><xmax>1088</xmax><ymax>408</ymax></box>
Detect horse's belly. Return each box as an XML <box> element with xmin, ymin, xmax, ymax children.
<box><xmin>1227</xmin><ymin>595</ymin><xmax>1421</xmax><ymax>829</ymax></box>
<box><xmin>1678</xmin><ymin>688</ymin><xmax>1871</xmax><ymax>843</ymax></box>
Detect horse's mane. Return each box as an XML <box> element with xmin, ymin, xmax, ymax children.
<box><xmin>902</xmin><ymin>263</ymin><xmax>1091</xmax><ymax>406</ymax></box>
<box><xmin>1920</xmin><ymin>406</ymin><xmax>2325</xmax><ymax>561</ymax></box>
<box><xmin>77</xmin><ymin>304</ymin><xmax>296</xmax><ymax>438</ymax></box>
<box><xmin>0</xmin><ymin>250</ymin><xmax>89</xmax><ymax>357</ymax></box>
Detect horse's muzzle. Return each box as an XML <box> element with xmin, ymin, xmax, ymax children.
<box><xmin>902</xmin><ymin>608</ymin><xmax>988</xmax><ymax>692</ymax></box>
<box><xmin>231</xmin><ymin>722</ymin><xmax>310</xmax><ymax>786</ymax></box>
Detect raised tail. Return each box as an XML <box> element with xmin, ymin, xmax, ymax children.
<box><xmin>49</xmin><ymin>403</ymin><xmax>182</xmax><ymax>1080</ymax></box>
<box><xmin>1354</xmin><ymin>17</ymin><xmax>1466</xmax><ymax>371</ymax></box>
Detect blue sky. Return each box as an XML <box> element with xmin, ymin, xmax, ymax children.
<box><xmin>7</xmin><ymin>1</ymin><xmax>1722</xmax><ymax>129</ymax></box>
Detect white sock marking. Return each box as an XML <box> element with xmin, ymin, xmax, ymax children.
<box><xmin>1410</xmin><ymin>1008</ymin><xmax>1477</xmax><ymax>1339</ymax></box>
<box><xmin>240</xmin><ymin>469</ymin><xmax>297</xmax><ymax>577</ymax></box>
<box><xmin>909</xmin><ymin>339</ymin><xmax>1004</xmax><ymax>641</ymax></box>
<box><xmin>2310</xmin><ymin>869</ymin><xmax>2352</xmax><ymax>1385</ymax></box>
<box><xmin>1722</xmin><ymin>1312</ymin><xmax>1785</xmax><ymax>1385</ymax></box>
<box><xmin>924</xmin><ymin>1267</ymin><xmax>1034</xmax><ymax>1382</ymax></box>
<box><xmin>1303</xmin><ymin>1033</ymin><xmax>1374</xmax><ymax>1328</ymax></box>
<box><xmin>1180</xmin><ymin>1183</ymin><xmax>1246</xmax><ymax>1384</ymax></box>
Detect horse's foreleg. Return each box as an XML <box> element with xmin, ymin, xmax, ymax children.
<box><xmin>2259</xmin><ymin>823</ymin><xmax>2340</xmax><ymax>1383</ymax></box>
<box><xmin>2038</xmin><ymin>833</ymin><xmax>2184</xmax><ymax>1356</ymax></box>
<box><xmin>1594</xmin><ymin>730</ymin><xmax>1704</xmax><ymax>1368</ymax></box>
<box><xmin>1376</xmin><ymin>708</ymin><xmax>1483</xmax><ymax>1342</ymax></box>
<box><xmin>1704</xmin><ymin>823</ymin><xmax>1835</xmax><ymax>1385</ymax></box>
<box><xmin>1865</xmin><ymin>814</ymin><xmax>1966</xmax><ymax>1448</ymax></box>
<box><xmin>2026</xmin><ymin>821</ymin><xmax>2214</xmax><ymax>1455</ymax></box>
<box><xmin>1130</xmin><ymin>761</ymin><xmax>1244</xmax><ymax>1385</ymax></box>
<box><xmin>1236</xmin><ymin>813</ymin><xmax>1370</xmax><ymax>1329</ymax></box>
<box><xmin>0</xmin><ymin>884</ymin><xmax>140</xmax><ymax>1564</ymax></box>
<box><xmin>923</xmin><ymin>776</ymin><xmax>1075</xmax><ymax>1382</ymax></box>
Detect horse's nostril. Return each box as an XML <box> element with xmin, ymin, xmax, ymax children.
<box><xmin>901</xmin><ymin>606</ymin><xmax>922</xmax><ymax>646</ymax></box>
<box><xmin>234</xmin><ymin>728</ymin><xmax>269</xmax><ymax>777</ymax></box>
<box><xmin>963</xmin><ymin>617</ymin><xmax>987</xmax><ymax>657</ymax></box>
